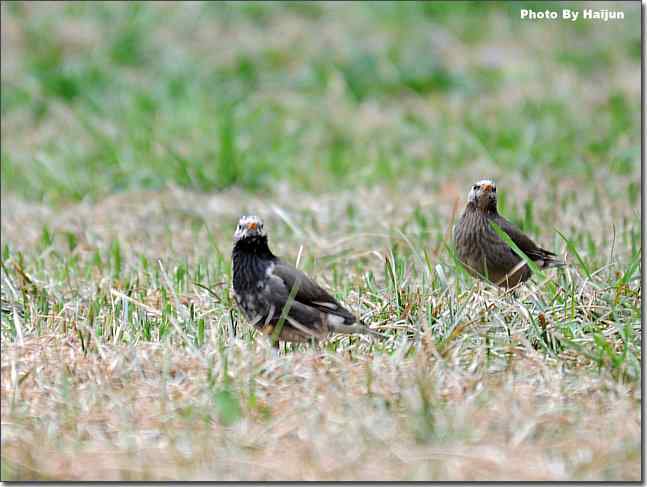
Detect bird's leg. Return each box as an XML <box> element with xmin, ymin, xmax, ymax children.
<box><xmin>496</xmin><ymin>285</ymin><xmax>506</xmax><ymax>299</ymax></box>
<box><xmin>267</xmin><ymin>339</ymin><xmax>281</xmax><ymax>359</ymax></box>
<box><xmin>309</xmin><ymin>336</ymin><xmax>324</xmax><ymax>356</ymax></box>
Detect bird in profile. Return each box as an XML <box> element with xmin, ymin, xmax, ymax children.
<box><xmin>453</xmin><ymin>179</ymin><xmax>564</xmax><ymax>287</ymax></box>
<box><xmin>231</xmin><ymin>215</ymin><xmax>383</xmax><ymax>345</ymax></box>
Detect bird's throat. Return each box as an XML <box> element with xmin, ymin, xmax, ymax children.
<box><xmin>468</xmin><ymin>201</ymin><xmax>498</xmax><ymax>215</ymax></box>
<box><xmin>233</xmin><ymin>236</ymin><xmax>275</xmax><ymax>259</ymax></box>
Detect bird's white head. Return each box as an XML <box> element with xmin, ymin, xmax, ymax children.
<box><xmin>234</xmin><ymin>215</ymin><xmax>266</xmax><ymax>242</ymax></box>
<box><xmin>467</xmin><ymin>179</ymin><xmax>497</xmax><ymax>211</ymax></box>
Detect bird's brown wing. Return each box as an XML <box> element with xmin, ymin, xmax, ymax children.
<box><xmin>491</xmin><ymin>214</ymin><xmax>558</xmax><ymax>262</ymax></box>
<box><xmin>270</xmin><ymin>260</ymin><xmax>356</xmax><ymax>323</ymax></box>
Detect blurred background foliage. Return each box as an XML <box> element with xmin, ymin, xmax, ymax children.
<box><xmin>0</xmin><ymin>1</ymin><xmax>641</xmax><ymax>203</ymax></box>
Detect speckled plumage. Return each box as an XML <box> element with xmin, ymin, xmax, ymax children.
<box><xmin>232</xmin><ymin>215</ymin><xmax>382</xmax><ymax>344</ymax></box>
<box><xmin>453</xmin><ymin>180</ymin><xmax>563</xmax><ymax>287</ymax></box>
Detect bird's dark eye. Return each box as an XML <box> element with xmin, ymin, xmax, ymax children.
<box><xmin>473</xmin><ymin>185</ymin><xmax>479</xmax><ymax>190</ymax></box>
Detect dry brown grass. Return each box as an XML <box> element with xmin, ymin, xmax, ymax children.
<box><xmin>1</xmin><ymin>331</ymin><xmax>640</xmax><ymax>481</ymax></box>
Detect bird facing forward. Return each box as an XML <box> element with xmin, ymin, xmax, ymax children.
<box><xmin>453</xmin><ymin>180</ymin><xmax>564</xmax><ymax>287</ymax></box>
<box><xmin>231</xmin><ymin>215</ymin><xmax>381</xmax><ymax>344</ymax></box>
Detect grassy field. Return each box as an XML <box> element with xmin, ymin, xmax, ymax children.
<box><xmin>1</xmin><ymin>1</ymin><xmax>642</xmax><ymax>481</ymax></box>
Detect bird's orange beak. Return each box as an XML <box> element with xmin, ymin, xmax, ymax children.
<box><xmin>482</xmin><ymin>183</ymin><xmax>493</xmax><ymax>193</ymax></box>
<box><xmin>247</xmin><ymin>222</ymin><xmax>257</xmax><ymax>230</ymax></box>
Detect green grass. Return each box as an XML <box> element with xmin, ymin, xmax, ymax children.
<box><xmin>0</xmin><ymin>0</ymin><xmax>641</xmax><ymax>481</ymax></box>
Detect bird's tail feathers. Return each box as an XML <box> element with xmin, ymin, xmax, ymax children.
<box><xmin>541</xmin><ymin>256</ymin><xmax>565</xmax><ymax>269</ymax></box>
<box><xmin>329</xmin><ymin>320</ymin><xmax>388</xmax><ymax>339</ymax></box>
<box><xmin>531</xmin><ymin>248</ymin><xmax>565</xmax><ymax>269</ymax></box>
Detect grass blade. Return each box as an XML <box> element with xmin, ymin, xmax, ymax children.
<box><xmin>556</xmin><ymin>229</ymin><xmax>592</xmax><ymax>281</ymax></box>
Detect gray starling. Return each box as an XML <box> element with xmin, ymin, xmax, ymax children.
<box><xmin>232</xmin><ymin>215</ymin><xmax>382</xmax><ymax>344</ymax></box>
<box><xmin>453</xmin><ymin>179</ymin><xmax>564</xmax><ymax>287</ymax></box>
